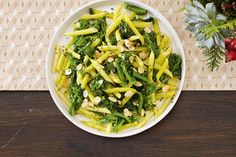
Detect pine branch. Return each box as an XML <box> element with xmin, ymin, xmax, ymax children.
<box><xmin>203</xmin><ymin>47</ymin><xmax>225</xmax><ymax>71</ymax></box>
<box><xmin>200</xmin><ymin>19</ymin><xmax>236</xmax><ymax>39</ymax></box>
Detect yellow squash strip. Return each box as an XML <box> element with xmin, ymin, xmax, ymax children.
<box><xmin>65</xmin><ymin>27</ymin><xmax>98</xmax><ymax>37</ymax></box>
<box><xmin>92</xmin><ymin>9</ymin><xmax>114</xmax><ymax>19</ymax></box>
<box><xmin>67</xmin><ymin>49</ymin><xmax>81</xmax><ymax>60</ymax></box>
<box><xmin>55</xmin><ymin>89</ymin><xmax>70</xmax><ymax>107</ymax></box>
<box><xmin>134</xmin><ymin>46</ymin><xmax>148</xmax><ymax>52</ymax></box>
<box><xmin>85</xmin><ymin>51</ymin><xmax>111</xmax><ymax>72</ymax></box>
<box><xmin>153</xmin><ymin>19</ymin><xmax>162</xmax><ymax>46</ymax></box>
<box><xmin>81</xmin><ymin>74</ymin><xmax>91</xmax><ymax>89</ymax></box>
<box><xmin>155</xmin><ymin>97</ymin><xmax>172</xmax><ymax>118</ymax></box>
<box><xmin>90</xmin><ymin>59</ymin><xmax>113</xmax><ymax>83</ymax></box>
<box><xmin>76</xmin><ymin>71</ymin><xmax>84</xmax><ymax>86</ymax></box>
<box><xmin>151</xmin><ymin>93</ymin><xmax>156</xmax><ymax>104</ymax></box>
<box><xmin>114</xmin><ymin>92</ymin><xmax>122</xmax><ymax>99</ymax></box>
<box><xmin>135</xmin><ymin>55</ymin><xmax>145</xmax><ymax>67</ymax></box>
<box><xmin>84</xmin><ymin>85</ymin><xmax>95</xmax><ymax>102</ymax></box>
<box><xmin>104</xmin><ymin>87</ymin><xmax>137</xmax><ymax>93</ymax></box>
<box><xmin>129</xmin><ymin>11</ymin><xmax>136</xmax><ymax>20</ymax></box>
<box><xmin>78</xmin><ymin>108</ymin><xmax>100</xmax><ymax>120</ymax></box>
<box><xmin>56</xmin><ymin>53</ymin><xmax>66</xmax><ymax>72</ymax></box>
<box><xmin>81</xmin><ymin>121</ymin><xmax>106</xmax><ymax>132</ymax></box>
<box><xmin>98</xmin><ymin>46</ymin><xmax>119</xmax><ymax>51</ymax></box>
<box><xmin>124</xmin><ymin>15</ymin><xmax>144</xmax><ymax>44</ymax></box>
<box><xmin>109</xmin><ymin>74</ymin><xmax>122</xmax><ymax>84</ymax></box>
<box><xmin>105</xmin><ymin>123</ymin><xmax>113</xmax><ymax>134</ymax></box>
<box><xmin>80</xmin><ymin>12</ymin><xmax>106</xmax><ymax>19</ymax></box>
<box><xmin>55</xmin><ymin>74</ymin><xmax>62</xmax><ymax>84</ymax></box>
<box><xmin>156</xmin><ymin>59</ymin><xmax>169</xmax><ymax>80</ymax></box>
<box><xmin>121</xmin><ymin>92</ymin><xmax>135</xmax><ymax>107</ymax></box>
<box><xmin>133</xmin><ymin>21</ymin><xmax>152</xmax><ymax>28</ymax></box>
<box><xmin>84</xmin><ymin>106</ymin><xmax>111</xmax><ymax>114</ymax></box>
<box><xmin>132</xmin><ymin>62</ymin><xmax>148</xmax><ymax>71</ymax></box>
<box><xmin>115</xmin><ymin>29</ymin><xmax>122</xmax><ymax>41</ymax></box>
<box><xmin>58</xmin><ymin>75</ymin><xmax>67</xmax><ymax>88</ymax></box>
<box><xmin>119</xmin><ymin>121</ymin><xmax>138</xmax><ymax>131</ymax></box>
<box><xmin>155</xmin><ymin>50</ymin><xmax>171</xmax><ymax>65</ymax></box>
<box><xmin>136</xmin><ymin>111</ymin><xmax>154</xmax><ymax>128</ymax></box>
<box><xmin>91</xmin><ymin>38</ymin><xmax>101</xmax><ymax>48</ymax></box>
<box><xmin>113</xmin><ymin>4</ymin><xmax>123</xmax><ymax>20</ymax></box>
<box><xmin>148</xmin><ymin>51</ymin><xmax>155</xmax><ymax>81</ymax></box>
<box><xmin>65</xmin><ymin>37</ymin><xmax>76</xmax><ymax>49</ymax></box>
<box><xmin>160</xmin><ymin>35</ymin><xmax>171</xmax><ymax>50</ymax></box>
<box><xmin>52</xmin><ymin>45</ymin><xmax>61</xmax><ymax>72</ymax></box>
<box><xmin>154</xmin><ymin>64</ymin><xmax>173</xmax><ymax>78</ymax></box>
<box><xmin>156</xmin><ymin>91</ymin><xmax>175</xmax><ymax>99</ymax></box>
<box><xmin>168</xmin><ymin>77</ymin><xmax>179</xmax><ymax>87</ymax></box>
<box><xmin>106</xmin><ymin>14</ymin><xmax>124</xmax><ymax>37</ymax></box>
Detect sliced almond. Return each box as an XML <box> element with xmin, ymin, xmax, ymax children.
<box><xmin>117</xmin><ymin>40</ymin><xmax>125</xmax><ymax>52</ymax></box>
<box><xmin>138</xmin><ymin>67</ymin><xmax>144</xmax><ymax>74</ymax></box>
<box><xmin>144</xmin><ymin>27</ymin><xmax>151</xmax><ymax>33</ymax></box>
<box><xmin>133</xmin><ymin>68</ymin><xmax>137</xmax><ymax>72</ymax></box>
<box><xmin>95</xmin><ymin>50</ymin><xmax>102</xmax><ymax>58</ymax></box>
<box><xmin>81</xmin><ymin>99</ymin><xmax>88</xmax><ymax>108</ymax></box>
<box><xmin>64</xmin><ymin>69</ymin><xmax>72</xmax><ymax>76</ymax></box>
<box><xmin>124</xmin><ymin>108</ymin><xmax>132</xmax><ymax>117</ymax></box>
<box><xmin>76</xmin><ymin>64</ymin><xmax>83</xmax><ymax>71</ymax></box>
<box><xmin>139</xmin><ymin>51</ymin><xmax>150</xmax><ymax>60</ymax></box>
<box><xmin>134</xmin><ymin>81</ymin><xmax>142</xmax><ymax>87</ymax></box>
<box><xmin>133</xmin><ymin>101</ymin><xmax>138</xmax><ymax>106</ymax></box>
<box><xmin>98</xmin><ymin>80</ymin><xmax>104</xmax><ymax>85</ymax></box>
<box><xmin>108</xmin><ymin>57</ymin><xmax>114</xmax><ymax>63</ymax></box>
<box><xmin>83</xmin><ymin>90</ymin><xmax>88</xmax><ymax>98</ymax></box>
<box><xmin>125</xmin><ymin>91</ymin><xmax>134</xmax><ymax>97</ymax></box>
<box><xmin>94</xmin><ymin>96</ymin><xmax>101</xmax><ymax>104</ymax></box>
<box><xmin>141</xmin><ymin>109</ymin><xmax>145</xmax><ymax>117</ymax></box>
<box><xmin>108</xmin><ymin>96</ymin><xmax>117</xmax><ymax>103</ymax></box>
<box><xmin>129</xmin><ymin>56</ymin><xmax>135</xmax><ymax>63</ymax></box>
<box><xmin>124</xmin><ymin>39</ymin><xmax>135</xmax><ymax>51</ymax></box>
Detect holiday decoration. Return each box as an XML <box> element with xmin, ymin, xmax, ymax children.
<box><xmin>183</xmin><ymin>0</ymin><xmax>236</xmax><ymax>71</ymax></box>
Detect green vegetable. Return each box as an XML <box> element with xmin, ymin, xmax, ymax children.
<box><xmin>110</xmin><ymin>32</ymin><xmax>117</xmax><ymax>45</ymax></box>
<box><xmin>119</xmin><ymin>21</ymin><xmax>134</xmax><ymax>39</ymax></box>
<box><xmin>115</xmin><ymin>58</ymin><xmax>127</xmax><ymax>84</ymax></box>
<box><xmin>69</xmin><ymin>72</ymin><xmax>83</xmax><ymax>115</ymax></box>
<box><xmin>144</xmin><ymin>32</ymin><xmax>159</xmax><ymax>56</ymax></box>
<box><xmin>90</xmin><ymin>74</ymin><xmax>107</xmax><ymax>96</ymax></box>
<box><xmin>138</xmin><ymin>93</ymin><xmax>143</xmax><ymax>114</ymax></box>
<box><xmin>124</xmin><ymin>2</ymin><xmax>148</xmax><ymax>15</ymax></box>
<box><xmin>121</xmin><ymin>60</ymin><xmax>136</xmax><ymax>84</ymax></box>
<box><xmin>160</xmin><ymin>74</ymin><xmax>170</xmax><ymax>84</ymax></box>
<box><xmin>133</xmin><ymin>71</ymin><xmax>149</xmax><ymax>82</ymax></box>
<box><xmin>168</xmin><ymin>53</ymin><xmax>182</xmax><ymax>79</ymax></box>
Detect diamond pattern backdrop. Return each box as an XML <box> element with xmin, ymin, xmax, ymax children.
<box><xmin>0</xmin><ymin>0</ymin><xmax>236</xmax><ymax>90</ymax></box>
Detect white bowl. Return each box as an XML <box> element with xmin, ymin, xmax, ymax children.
<box><xmin>46</xmin><ymin>0</ymin><xmax>186</xmax><ymax>138</ymax></box>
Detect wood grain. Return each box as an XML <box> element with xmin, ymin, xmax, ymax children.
<box><xmin>0</xmin><ymin>92</ymin><xmax>235</xmax><ymax>157</ymax></box>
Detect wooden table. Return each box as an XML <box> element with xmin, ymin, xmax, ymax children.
<box><xmin>0</xmin><ymin>91</ymin><xmax>235</xmax><ymax>157</ymax></box>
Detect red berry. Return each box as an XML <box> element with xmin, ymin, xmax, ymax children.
<box><xmin>226</xmin><ymin>50</ymin><xmax>236</xmax><ymax>62</ymax></box>
<box><xmin>229</xmin><ymin>39</ymin><xmax>236</xmax><ymax>50</ymax></box>
<box><xmin>224</xmin><ymin>38</ymin><xmax>232</xmax><ymax>45</ymax></box>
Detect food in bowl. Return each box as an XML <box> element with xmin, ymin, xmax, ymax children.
<box><xmin>51</xmin><ymin>2</ymin><xmax>182</xmax><ymax>133</ymax></box>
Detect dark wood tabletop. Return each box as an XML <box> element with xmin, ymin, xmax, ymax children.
<box><xmin>0</xmin><ymin>91</ymin><xmax>235</xmax><ymax>157</ymax></box>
